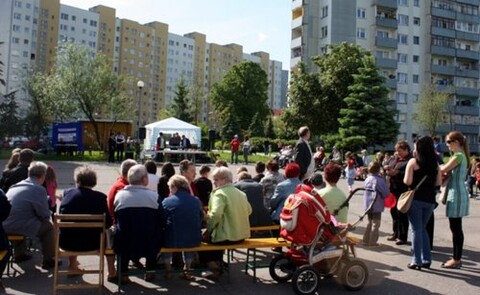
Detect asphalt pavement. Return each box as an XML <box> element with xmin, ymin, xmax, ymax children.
<box><xmin>1</xmin><ymin>160</ymin><xmax>479</xmax><ymax>295</ymax></box>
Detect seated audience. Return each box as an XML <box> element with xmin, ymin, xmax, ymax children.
<box><xmin>114</xmin><ymin>165</ymin><xmax>165</xmax><ymax>283</ymax></box>
<box><xmin>162</xmin><ymin>175</ymin><xmax>203</xmax><ymax>280</ymax></box>
<box><xmin>193</xmin><ymin>165</ymin><xmax>213</xmax><ymax>207</ymax></box>
<box><xmin>3</xmin><ymin>161</ymin><xmax>56</xmax><ymax>269</ymax></box>
<box><xmin>144</xmin><ymin>160</ymin><xmax>159</xmax><ymax>192</ymax></box>
<box><xmin>0</xmin><ymin>148</ymin><xmax>34</xmax><ymax>193</ymax></box>
<box><xmin>200</xmin><ymin>167</ymin><xmax>252</xmax><ymax>279</ymax></box>
<box><xmin>252</xmin><ymin>161</ymin><xmax>266</xmax><ymax>183</ymax></box>
<box><xmin>270</xmin><ymin>163</ymin><xmax>302</xmax><ymax>223</ymax></box>
<box><xmin>59</xmin><ymin>166</ymin><xmax>115</xmax><ymax>279</ymax></box>
<box><xmin>260</xmin><ymin>160</ymin><xmax>285</xmax><ymax>211</ymax></box>
<box><xmin>179</xmin><ymin>160</ymin><xmax>198</xmax><ymax>196</ymax></box>
<box><xmin>157</xmin><ymin>162</ymin><xmax>175</xmax><ymax>202</ymax></box>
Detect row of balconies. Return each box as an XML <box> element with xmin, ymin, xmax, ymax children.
<box><xmin>432</xmin><ymin>6</ymin><xmax>480</xmax><ymax>23</ymax></box>
<box><xmin>432</xmin><ymin>26</ymin><xmax>480</xmax><ymax>42</ymax></box>
<box><xmin>432</xmin><ymin>65</ymin><xmax>480</xmax><ymax>78</ymax></box>
<box><xmin>431</xmin><ymin>45</ymin><xmax>480</xmax><ymax>60</ymax></box>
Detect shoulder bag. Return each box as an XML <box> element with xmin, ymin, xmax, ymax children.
<box><xmin>397</xmin><ymin>175</ymin><xmax>427</xmax><ymax>213</ymax></box>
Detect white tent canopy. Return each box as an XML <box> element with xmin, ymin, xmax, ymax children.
<box><xmin>144</xmin><ymin>117</ymin><xmax>201</xmax><ymax>150</ymax></box>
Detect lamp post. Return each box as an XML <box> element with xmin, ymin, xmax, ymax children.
<box><xmin>136</xmin><ymin>80</ymin><xmax>144</xmax><ymax>139</ymax></box>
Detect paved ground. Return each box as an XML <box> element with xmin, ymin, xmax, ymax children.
<box><xmin>1</xmin><ymin>160</ymin><xmax>479</xmax><ymax>295</ymax></box>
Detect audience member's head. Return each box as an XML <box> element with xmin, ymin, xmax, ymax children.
<box><xmin>212</xmin><ymin>167</ymin><xmax>233</xmax><ymax>185</ymax></box>
<box><xmin>284</xmin><ymin>163</ymin><xmax>301</xmax><ymax>179</ymax></box>
<box><xmin>309</xmin><ymin>172</ymin><xmax>324</xmax><ymax>188</ymax></box>
<box><xmin>28</xmin><ymin>161</ymin><xmax>48</xmax><ymax>181</ymax></box>
<box><xmin>144</xmin><ymin>160</ymin><xmax>157</xmax><ymax>175</ymax></box>
<box><xmin>74</xmin><ymin>166</ymin><xmax>97</xmax><ymax>188</ymax></box>
<box><xmin>266</xmin><ymin>160</ymin><xmax>280</xmax><ymax>172</ymax></box>
<box><xmin>199</xmin><ymin>165</ymin><xmax>211</xmax><ymax>177</ymax></box>
<box><xmin>19</xmin><ymin>148</ymin><xmax>34</xmax><ymax>165</ymax></box>
<box><xmin>120</xmin><ymin>159</ymin><xmax>137</xmax><ymax>177</ymax></box>
<box><xmin>368</xmin><ymin>161</ymin><xmax>381</xmax><ymax>175</ymax></box>
<box><xmin>179</xmin><ymin>159</ymin><xmax>196</xmax><ymax>182</ymax></box>
<box><xmin>323</xmin><ymin>163</ymin><xmax>342</xmax><ymax>184</ymax></box>
<box><xmin>161</xmin><ymin>162</ymin><xmax>175</xmax><ymax>178</ymax></box>
<box><xmin>127</xmin><ymin>164</ymin><xmax>148</xmax><ymax>186</ymax></box>
<box><xmin>167</xmin><ymin>175</ymin><xmax>190</xmax><ymax>193</ymax></box>
<box><xmin>6</xmin><ymin>152</ymin><xmax>20</xmax><ymax>170</ymax></box>
<box><xmin>236</xmin><ymin>166</ymin><xmax>248</xmax><ymax>175</ymax></box>
<box><xmin>215</xmin><ymin>160</ymin><xmax>228</xmax><ymax>167</ymax></box>
<box><xmin>255</xmin><ymin>161</ymin><xmax>266</xmax><ymax>174</ymax></box>
<box><xmin>237</xmin><ymin>172</ymin><xmax>252</xmax><ymax>181</ymax></box>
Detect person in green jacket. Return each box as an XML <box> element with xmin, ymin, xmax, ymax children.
<box><xmin>200</xmin><ymin>167</ymin><xmax>252</xmax><ymax>279</ymax></box>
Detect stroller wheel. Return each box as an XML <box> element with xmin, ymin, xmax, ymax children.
<box><xmin>269</xmin><ymin>255</ymin><xmax>296</xmax><ymax>283</ymax></box>
<box><xmin>340</xmin><ymin>259</ymin><xmax>368</xmax><ymax>291</ymax></box>
<box><xmin>292</xmin><ymin>265</ymin><xmax>320</xmax><ymax>295</ymax></box>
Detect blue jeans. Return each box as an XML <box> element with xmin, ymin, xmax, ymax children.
<box><xmin>407</xmin><ymin>200</ymin><xmax>434</xmax><ymax>265</ymax></box>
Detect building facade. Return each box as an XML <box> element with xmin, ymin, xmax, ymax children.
<box><xmin>0</xmin><ymin>0</ymin><xmax>287</xmax><ymax>132</ymax></box>
<box><xmin>291</xmin><ymin>0</ymin><xmax>480</xmax><ymax>152</ymax></box>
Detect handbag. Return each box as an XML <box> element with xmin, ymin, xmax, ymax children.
<box><xmin>439</xmin><ymin>172</ymin><xmax>451</xmax><ymax>205</ymax></box>
<box><xmin>397</xmin><ymin>175</ymin><xmax>427</xmax><ymax>213</ymax></box>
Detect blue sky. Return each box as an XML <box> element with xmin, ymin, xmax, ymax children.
<box><xmin>61</xmin><ymin>0</ymin><xmax>291</xmax><ymax>70</ymax></box>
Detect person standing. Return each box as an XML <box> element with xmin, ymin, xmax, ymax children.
<box><xmin>386</xmin><ymin>140</ymin><xmax>412</xmax><ymax>245</ymax></box>
<box><xmin>230</xmin><ymin>135</ymin><xmax>240</xmax><ymax>164</ymax></box>
<box><xmin>156</xmin><ymin>132</ymin><xmax>166</xmax><ymax>162</ymax></box>
<box><xmin>439</xmin><ymin>131</ymin><xmax>470</xmax><ymax>269</ymax></box>
<box><xmin>242</xmin><ymin>136</ymin><xmax>251</xmax><ymax>165</ymax></box>
<box><xmin>108</xmin><ymin>133</ymin><xmax>116</xmax><ymax>163</ymax></box>
<box><xmin>403</xmin><ymin>136</ymin><xmax>441</xmax><ymax>270</ymax></box>
<box><xmin>293</xmin><ymin>126</ymin><xmax>314</xmax><ymax>180</ymax></box>
<box><xmin>115</xmin><ymin>132</ymin><xmax>126</xmax><ymax>162</ymax></box>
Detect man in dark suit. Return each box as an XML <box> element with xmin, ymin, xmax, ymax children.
<box><xmin>294</xmin><ymin>126</ymin><xmax>314</xmax><ymax>180</ymax></box>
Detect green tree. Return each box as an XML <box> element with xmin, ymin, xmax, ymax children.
<box><xmin>248</xmin><ymin>112</ymin><xmax>265</xmax><ymax>137</ymax></box>
<box><xmin>265</xmin><ymin>115</ymin><xmax>276</xmax><ymax>139</ymax></box>
<box><xmin>52</xmin><ymin>43</ymin><xmax>126</xmax><ymax>149</ymax></box>
<box><xmin>338</xmin><ymin>55</ymin><xmax>398</xmax><ymax>150</ymax></box>
<box><xmin>210</xmin><ymin>61</ymin><xmax>269</xmax><ymax>131</ymax></box>
<box><xmin>171</xmin><ymin>78</ymin><xmax>193</xmax><ymax>123</ymax></box>
<box><xmin>414</xmin><ymin>84</ymin><xmax>450</xmax><ymax>136</ymax></box>
<box><xmin>189</xmin><ymin>81</ymin><xmax>204</xmax><ymax>125</ymax></box>
<box><xmin>0</xmin><ymin>92</ymin><xmax>21</xmax><ymax>137</ymax></box>
<box><xmin>312</xmin><ymin>43</ymin><xmax>366</xmax><ymax>133</ymax></box>
<box><xmin>0</xmin><ymin>41</ymin><xmax>5</xmax><ymax>88</ymax></box>
<box><xmin>220</xmin><ymin>105</ymin><xmax>241</xmax><ymax>141</ymax></box>
<box><xmin>281</xmin><ymin>62</ymin><xmax>323</xmax><ymax>135</ymax></box>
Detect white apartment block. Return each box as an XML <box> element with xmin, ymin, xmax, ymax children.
<box><xmin>165</xmin><ymin>33</ymin><xmax>195</xmax><ymax>107</ymax></box>
<box><xmin>58</xmin><ymin>5</ymin><xmax>99</xmax><ymax>55</ymax></box>
<box><xmin>291</xmin><ymin>0</ymin><xmax>480</xmax><ymax>152</ymax></box>
<box><xmin>0</xmin><ymin>0</ymin><xmax>39</xmax><ymax>111</ymax></box>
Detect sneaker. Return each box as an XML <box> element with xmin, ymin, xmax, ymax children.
<box><xmin>42</xmin><ymin>259</ymin><xmax>62</xmax><ymax>270</ymax></box>
<box><xmin>386</xmin><ymin>235</ymin><xmax>397</xmax><ymax>241</ymax></box>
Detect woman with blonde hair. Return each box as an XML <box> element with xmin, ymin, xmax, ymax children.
<box><xmin>440</xmin><ymin>131</ymin><xmax>470</xmax><ymax>269</ymax></box>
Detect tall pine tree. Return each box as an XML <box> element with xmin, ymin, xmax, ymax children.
<box><xmin>171</xmin><ymin>78</ymin><xmax>193</xmax><ymax>123</ymax></box>
<box><xmin>221</xmin><ymin>104</ymin><xmax>242</xmax><ymax>141</ymax></box>
<box><xmin>338</xmin><ymin>55</ymin><xmax>398</xmax><ymax>150</ymax></box>
<box><xmin>264</xmin><ymin>116</ymin><xmax>276</xmax><ymax>139</ymax></box>
<box><xmin>248</xmin><ymin>112</ymin><xmax>265</xmax><ymax>137</ymax></box>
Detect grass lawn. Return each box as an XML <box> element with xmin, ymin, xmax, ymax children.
<box><xmin>0</xmin><ymin>148</ymin><xmax>107</xmax><ymax>161</ymax></box>
<box><xmin>212</xmin><ymin>150</ymin><xmax>275</xmax><ymax>164</ymax></box>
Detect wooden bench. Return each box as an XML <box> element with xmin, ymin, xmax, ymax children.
<box><xmin>6</xmin><ymin>235</ymin><xmax>27</xmax><ymax>276</ymax></box>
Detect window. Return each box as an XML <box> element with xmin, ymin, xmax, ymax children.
<box><xmin>397</xmin><ymin>92</ymin><xmax>408</xmax><ymax>104</ymax></box>
<box><xmin>412</xmin><ymin>94</ymin><xmax>419</xmax><ymax>102</ymax></box>
<box><xmin>397</xmin><ymin>72</ymin><xmax>408</xmax><ymax>84</ymax></box>
<box><xmin>13</xmin><ymin>25</ymin><xmax>21</xmax><ymax>32</ymax></box>
<box><xmin>61</xmin><ymin>13</ymin><xmax>68</xmax><ymax>20</ymax></box>
<box><xmin>357</xmin><ymin>8</ymin><xmax>366</xmax><ymax>19</ymax></box>
<box><xmin>398</xmin><ymin>53</ymin><xmax>408</xmax><ymax>63</ymax></box>
<box><xmin>414</xmin><ymin>0</ymin><xmax>419</xmax><ymax>7</ymax></box>
<box><xmin>413</xmin><ymin>17</ymin><xmax>420</xmax><ymax>25</ymax></box>
<box><xmin>413</xmin><ymin>36</ymin><xmax>420</xmax><ymax>45</ymax></box>
<box><xmin>398</xmin><ymin>0</ymin><xmax>408</xmax><ymax>6</ymax></box>
<box><xmin>90</xmin><ymin>20</ymin><xmax>97</xmax><ymax>27</ymax></box>
<box><xmin>356</xmin><ymin>28</ymin><xmax>366</xmax><ymax>39</ymax></box>
<box><xmin>398</xmin><ymin>14</ymin><xmax>409</xmax><ymax>26</ymax></box>
<box><xmin>14</xmin><ymin>13</ymin><xmax>21</xmax><ymax>20</ymax></box>
<box><xmin>83</xmin><ymin>18</ymin><xmax>87</xmax><ymax>24</ymax></box>
<box><xmin>14</xmin><ymin>0</ymin><xmax>22</xmax><ymax>8</ymax></box>
<box><xmin>321</xmin><ymin>6</ymin><xmax>328</xmax><ymax>18</ymax></box>
<box><xmin>398</xmin><ymin>113</ymin><xmax>407</xmax><ymax>123</ymax></box>
<box><xmin>12</xmin><ymin>37</ymin><xmax>20</xmax><ymax>44</ymax></box>
<box><xmin>25</xmin><ymin>15</ymin><xmax>30</xmax><ymax>21</ymax></box>
<box><xmin>321</xmin><ymin>26</ymin><xmax>328</xmax><ymax>38</ymax></box>
<box><xmin>72</xmin><ymin>16</ymin><xmax>76</xmax><ymax>21</ymax></box>
<box><xmin>413</xmin><ymin>74</ymin><xmax>419</xmax><ymax>84</ymax></box>
<box><xmin>376</xmin><ymin>31</ymin><xmax>389</xmax><ymax>38</ymax></box>
<box><xmin>398</xmin><ymin>34</ymin><xmax>408</xmax><ymax>44</ymax></box>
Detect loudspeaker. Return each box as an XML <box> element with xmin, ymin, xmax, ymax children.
<box><xmin>139</xmin><ymin>127</ymin><xmax>146</xmax><ymax>139</ymax></box>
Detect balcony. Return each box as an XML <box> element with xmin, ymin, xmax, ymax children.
<box><xmin>456</xmin><ymin>68</ymin><xmax>479</xmax><ymax>78</ymax></box>
<box><xmin>431</xmin><ymin>7</ymin><xmax>456</xmax><ymax>19</ymax></box>
<box><xmin>374</xmin><ymin>0</ymin><xmax>397</xmax><ymax>9</ymax></box>
<box><xmin>375</xmin><ymin>17</ymin><xmax>397</xmax><ymax>28</ymax></box>
<box><xmin>431</xmin><ymin>45</ymin><xmax>456</xmax><ymax>57</ymax></box>
<box><xmin>292</xmin><ymin>16</ymin><xmax>302</xmax><ymax>29</ymax></box>
<box><xmin>456</xmin><ymin>86</ymin><xmax>479</xmax><ymax>97</ymax></box>
<box><xmin>290</xmin><ymin>56</ymin><xmax>301</xmax><ymax>67</ymax></box>
<box><xmin>375</xmin><ymin>57</ymin><xmax>397</xmax><ymax>69</ymax></box>
<box><xmin>375</xmin><ymin>36</ymin><xmax>397</xmax><ymax>49</ymax></box>
<box><xmin>456</xmin><ymin>12</ymin><xmax>480</xmax><ymax>24</ymax></box>
<box><xmin>385</xmin><ymin>79</ymin><xmax>397</xmax><ymax>89</ymax></box>
<box><xmin>457</xmin><ymin>0</ymin><xmax>480</xmax><ymax>5</ymax></box>
<box><xmin>431</xmin><ymin>26</ymin><xmax>456</xmax><ymax>38</ymax></box>
<box><xmin>456</xmin><ymin>124</ymin><xmax>479</xmax><ymax>134</ymax></box>
<box><xmin>456</xmin><ymin>31</ymin><xmax>480</xmax><ymax>42</ymax></box>
<box><xmin>456</xmin><ymin>48</ymin><xmax>479</xmax><ymax>60</ymax></box>
<box><xmin>455</xmin><ymin>105</ymin><xmax>480</xmax><ymax>116</ymax></box>
<box><xmin>291</xmin><ymin>36</ymin><xmax>302</xmax><ymax>49</ymax></box>
<box><xmin>292</xmin><ymin>0</ymin><xmax>302</xmax><ymax>10</ymax></box>
<box><xmin>431</xmin><ymin>64</ymin><xmax>456</xmax><ymax>76</ymax></box>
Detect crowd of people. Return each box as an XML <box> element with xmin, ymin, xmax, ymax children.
<box><xmin>0</xmin><ymin>126</ymin><xmax>474</xmax><ymax>291</ymax></box>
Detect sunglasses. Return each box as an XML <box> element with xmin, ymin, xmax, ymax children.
<box><xmin>446</xmin><ymin>140</ymin><xmax>455</xmax><ymax>144</ymax></box>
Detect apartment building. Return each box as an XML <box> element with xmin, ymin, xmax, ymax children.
<box><xmin>291</xmin><ymin>0</ymin><xmax>480</xmax><ymax>152</ymax></box>
<box><xmin>1</xmin><ymin>0</ymin><xmax>286</xmax><ymax>131</ymax></box>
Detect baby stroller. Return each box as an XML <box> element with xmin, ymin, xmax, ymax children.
<box><xmin>269</xmin><ymin>187</ymin><xmax>375</xmax><ymax>295</ymax></box>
